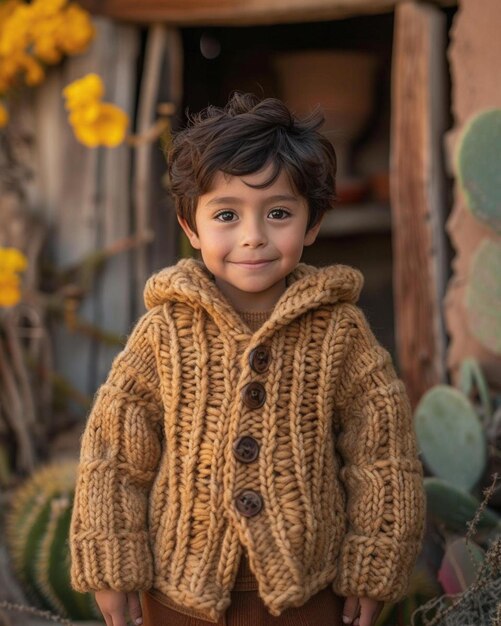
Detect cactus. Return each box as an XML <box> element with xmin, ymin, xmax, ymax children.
<box><xmin>437</xmin><ymin>537</ymin><xmax>485</xmax><ymax>594</ymax></box>
<box><xmin>415</xmin><ymin>385</ymin><xmax>487</xmax><ymax>491</ymax></box>
<box><xmin>458</xmin><ymin>357</ymin><xmax>493</xmax><ymax>424</ymax></box>
<box><xmin>424</xmin><ymin>478</ymin><xmax>501</xmax><ymax>536</ymax></box>
<box><xmin>456</xmin><ymin>108</ymin><xmax>501</xmax><ymax>234</ymax></box>
<box><xmin>465</xmin><ymin>239</ymin><xmax>501</xmax><ymax>355</ymax></box>
<box><xmin>5</xmin><ymin>460</ymin><xmax>98</xmax><ymax>620</ymax></box>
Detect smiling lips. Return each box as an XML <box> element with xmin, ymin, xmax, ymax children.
<box><xmin>232</xmin><ymin>260</ymin><xmax>275</xmax><ymax>268</ymax></box>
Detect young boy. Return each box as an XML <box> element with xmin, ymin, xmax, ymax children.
<box><xmin>70</xmin><ymin>92</ymin><xmax>426</xmax><ymax>626</ymax></box>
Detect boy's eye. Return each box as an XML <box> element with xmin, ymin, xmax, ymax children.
<box><xmin>215</xmin><ymin>210</ymin><xmax>237</xmax><ymax>222</ymax></box>
<box><xmin>268</xmin><ymin>207</ymin><xmax>291</xmax><ymax>219</ymax></box>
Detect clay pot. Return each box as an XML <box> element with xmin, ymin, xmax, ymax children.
<box><xmin>336</xmin><ymin>177</ymin><xmax>369</xmax><ymax>204</ymax></box>
<box><xmin>273</xmin><ymin>50</ymin><xmax>379</xmax><ymax>177</ymax></box>
<box><xmin>369</xmin><ymin>171</ymin><xmax>390</xmax><ymax>203</ymax></box>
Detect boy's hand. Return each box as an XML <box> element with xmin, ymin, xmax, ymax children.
<box><xmin>95</xmin><ymin>590</ymin><xmax>142</xmax><ymax>626</ymax></box>
<box><xmin>342</xmin><ymin>595</ymin><xmax>384</xmax><ymax>626</ymax></box>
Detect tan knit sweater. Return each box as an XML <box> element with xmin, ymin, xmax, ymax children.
<box><xmin>70</xmin><ymin>258</ymin><xmax>426</xmax><ymax>622</ymax></box>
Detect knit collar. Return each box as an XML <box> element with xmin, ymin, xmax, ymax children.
<box><xmin>144</xmin><ymin>258</ymin><xmax>363</xmax><ymax>337</ymax></box>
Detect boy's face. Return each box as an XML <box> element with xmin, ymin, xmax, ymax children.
<box><xmin>178</xmin><ymin>162</ymin><xmax>322</xmax><ymax>312</ymax></box>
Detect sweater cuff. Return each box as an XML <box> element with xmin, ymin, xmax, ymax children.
<box><xmin>332</xmin><ymin>534</ymin><xmax>420</xmax><ymax>602</ymax></box>
<box><xmin>71</xmin><ymin>531</ymin><xmax>153</xmax><ymax>592</ymax></box>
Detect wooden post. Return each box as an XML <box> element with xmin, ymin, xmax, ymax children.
<box><xmin>95</xmin><ymin>22</ymin><xmax>140</xmax><ymax>384</ymax></box>
<box><xmin>132</xmin><ymin>25</ymin><xmax>183</xmax><ymax>316</ymax></box>
<box><xmin>390</xmin><ymin>1</ymin><xmax>448</xmax><ymax>407</ymax></box>
<box><xmin>149</xmin><ymin>28</ymin><xmax>184</xmax><ymax>273</ymax></box>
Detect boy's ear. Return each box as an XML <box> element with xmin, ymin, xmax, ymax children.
<box><xmin>304</xmin><ymin>217</ymin><xmax>323</xmax><ymax>246</ymax></box>
<box><xmin>177</xmin><ymin>216</ymin><xmax>201</xmax><ymax>250</ymax></box>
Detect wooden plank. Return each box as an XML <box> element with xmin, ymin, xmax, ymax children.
<box><xmin>95</xmin><ymin>20</ymin><xmax>140</xmax><ymax>385</ymax></box>
<box><xmin>444</xmin><ymin>0</ymin><xmax>501</xmax><ymax>389</ymax></box>
<box><xmin>390</xmin><ymin>1</ymin><xmax>448</xmax><ymax>407</ymax></box>
<box><xmin>133</xmin><ymin>24</ymin><xmax>171</xmax><ymax>315</ymax></box>
<box><xmin>79</xmin><ymin>0</ymin><xmax>456</xmax><ymax>26</ymax></box>
<box><xmin>32</xmin><ymin>18</ymin><xmax>140</xmax><ymax>400</ymax></box>
<box><xmin>149</xmin><ymin>28</ymin><xmax>184</xmax><ymax>274</ymax></box>
<box><xmin>33</xmin><ymin>41</ymin><xmax>101</xmax><ymax>403</ymax></box>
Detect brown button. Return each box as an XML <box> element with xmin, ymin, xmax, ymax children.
<box><xmin>249</xmin><ymin>345</ymin><xmax>271</xmax><ymax>374</ymax></box>
<box><xmin>233</xmin><ymin>436</ymin><xmax>260</xmax><ymax>463</ymax></box>
<box><xmin>241</xmin><ymin>382</ymin><xmax>266</xmax><ymax>409</ymax></box>
<box><xmin>235</xmin><ymin>490</ymin><xmax>263</xmax><ymax>517</ymax></box>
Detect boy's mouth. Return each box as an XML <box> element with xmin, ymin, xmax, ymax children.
<box><xmin>232</xmin><ymin>259</ymin><xmax>275</xmax><ymax>268</ymax></box>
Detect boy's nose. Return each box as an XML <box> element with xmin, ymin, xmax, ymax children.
<box><xmin>241</xmin><ymin>223</ymin><xmax>267</xmax><ymax>247</ymax></box>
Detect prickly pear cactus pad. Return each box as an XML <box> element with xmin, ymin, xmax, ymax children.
<box><xmin>424</xmin><ymin>478</ymin><xmax>501</xmax><ymax>534</ymax></box>
<box><xmin>415</xmin><ymin>386</ymin><xmax>486</xmax><ymax>491</ymax></box>
<box><xmin>466</xmin><ymin>239</ymin><xmax>501</xmax><ymax>355</ymax></box>
<box><xmin>456</xmin><ymin>108</ymin><xmax>501</xmax><ymax>234</ymax></box>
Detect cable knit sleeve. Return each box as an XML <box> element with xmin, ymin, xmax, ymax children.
<box><xmin>332</xmin><ymin>304</ymin><xmax>426</xmax><ymax>603</ymax></box>
<box><xmin>70</xmin><ymin>312</ymin><xmax>164</xmax><ymax>593</ymax></box>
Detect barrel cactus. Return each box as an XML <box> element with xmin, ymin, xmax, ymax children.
<box><xmin>5</xmin><ymin>459</ymin><xmax>98</xmax><ymax>620</ymax></box>
<box><xmin>456</xmin><ymin>108</ymin><xmax>501</xmax><ymax>234</ymax></box>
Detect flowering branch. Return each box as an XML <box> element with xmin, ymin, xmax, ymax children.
<box><xmin>0</xmin><ymin>0</ymin><xmax>95</xmax><ymax>125</ymax></box>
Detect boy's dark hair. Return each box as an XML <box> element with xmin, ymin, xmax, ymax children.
<box><xmin>165</xmin><ymin>92</ymin><xmax>337</xmax><ymax>232</ymax></box>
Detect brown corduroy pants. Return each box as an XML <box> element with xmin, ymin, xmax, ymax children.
<box><xmin>140</xmin><ymin>554</ymin><xmax>345</xmax><ymax>626</ymax></box>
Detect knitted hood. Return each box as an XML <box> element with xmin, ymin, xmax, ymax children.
<box><xmin>144</xmin><ymin>258</ymin><xmax>363</xmax><ymax>332</ymax></box>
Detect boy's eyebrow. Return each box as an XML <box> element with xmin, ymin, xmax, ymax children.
<box><xmin>205</xmin><ymin>194</ymin><xmax>300</xmax><ymax>206</ymax></box>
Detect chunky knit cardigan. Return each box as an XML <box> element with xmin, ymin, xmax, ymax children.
<box><xmin>70</xmin><ymin>259</ymin><xmax>426</xmax><ymax>622</ymax></box>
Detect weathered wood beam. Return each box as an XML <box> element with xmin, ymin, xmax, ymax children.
<box><xmin>96</xmin><ymin>22</ymin><xmax>140</xmax><ymax>382</ymax></box>
<box><xmin>390</xmin><ymin>1</ymin><xmax>448</xmax><ymax>407</ymax></box>
<box><xmin>133</xmin><ymin>25</ymin><xmax>171</xmax><ymax>314</ymax></box>
<box><xmin>79</xmin><ymin>0</ymin><xmax>456</xmax><ymax>26</ymax></box>
<box><xmin>33</xmin><ymin>19</ymin><xmax>139</xmax><ymax>396</ymax></box>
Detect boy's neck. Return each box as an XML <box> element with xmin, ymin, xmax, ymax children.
<box><xmin>214</xmin><ymin>276</ymin><xmax>287</xmax><ymax>312</ymax></box>
<box><xmin>238</xmin><ymin>309</ymin><xmax>274</xmax><ymax>332</ymax></box>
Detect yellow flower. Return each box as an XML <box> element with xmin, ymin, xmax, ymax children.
<box><xmin>0</xmin><ymin>0</ymin><xmax>20</xmax><ymax>25</ymax></box>
<box><xmin>57</xmin><ymin>4</ymin><xmax>95</xmax><ymax>55</ymax></box>
<box><xmin>0</xmin><ymin>51</ymin><xmax>30</xmax><ymax>89</ymax></box>
<box><xmin>0</xmin><ymin>275</ymin><xmax>22</xmax><ymax>307</ymax></box>
<box><xmin>0</xmin><ymin>51</ymin><xmax>44</xmax><ymax>88</ymax></box>
<box><xmin>0</xmin><ymin>4</ymin><xmax>33</xmax><ymax>56</ymax></box>
<box><xmin>0</xmin><ymin>247</ymin><xmax>28</xmax><ymax>273</ymax></box>
<box><xmin>71</xmin><ymin>102</ymin><xmax>129</xmax><ymax>148</ymax></box>
<box><xmin>68</xmin><ymin>100</ymin><xmax>101</xmax><ymax>125</ymax></box>
<box><xmin>22</xmin><ymin>55</ymin><xmax>45</xmax><ymax>85</ymax></box>
<box><xmin>0</xmin><ymin>54</ymin><xmax>20</xmax><ymax>90</ymax></box>
<box><xmin>0</xmin><ymin>71</ymin><xmax>12</xmax><ymax>92</ymax></box>
<box><xmin>63</xmin><ymin>73</ymin><xmax>104</xmax><ymax>111</ymax></box>
<box><xmin>0</xmin><ymin>0</ymin><xmax>94</xmax><ymax>100</ymax></box>
<box><xmin>30</xmin><ymin>0</ymin><xmax>67</xmax><ymax>18</ymax></box>
<box><xmin>64</xmin><ymin>74</ymin><xmax>129</xmax><ymax>147</ymax></box>
<box><xmin>0</xmin><ymin>102</ymin><xmax>8</xmax><ymax>127</ymax></box>
<box><xmin>31</xmin><ymin>13</ymin><xmax>64</xmax><ymax>64</ymax></box>
<box><xmin>0</xmin><ymin>0</ymin><xmax>20</xmax><ymax>17</ymax></box>
<box><xmin>94</xmin><ymin>103</ymin><xmax>129</xmax><ymax>147</ymax></box>
<box><xmin>0</xmin><ymin>247</ymin><xmax>27</xmax><ymax>307</ymax></box>
<box><xmin>33</xmin><ymin>37</ymin><xmax>62</xmax><ymax>64</ymax></box>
